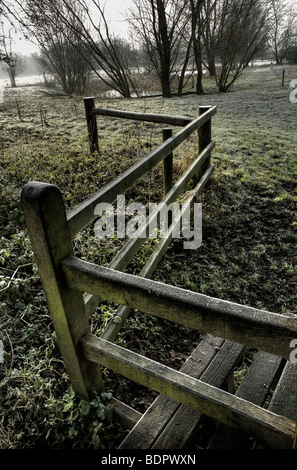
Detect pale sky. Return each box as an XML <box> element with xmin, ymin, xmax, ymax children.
<box><xmin>8</xmin><ymin>0</ymin><xmax>297</xmax><ymax>56</ymax></box>
<box><xmin>5</xmin><ymin>0</ymin><xmax>136</xmax><ymax>56</ymax></box>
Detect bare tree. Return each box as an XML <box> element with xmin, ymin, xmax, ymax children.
<box><xmin>214</xmin><ymin>0</ymin><xmax>269</xmax><ymax>91</ymax></box>
<box><xmin>35</xmin><ymin>45</ymin><xmax>93</xmax><ymax>95</ymax></box>
<box><xmin>0</xmin><ymin>20</ymin><xmax>24</xmax><ymax>87</ymax></box>
<box><xmin>1</xmin><ymin>51</ymin><xmax>24</xmax><ymax>87</ymax></box>
<box><xmin>0</xmin><ymin>1</ymin><xmax>14</xmax><ymax>63</ymax></box>
<box><xmin>59</xmin><ymin>0</ymin><xmax>139</xmax><ymax>98</ymax></box>
<box><xmin>268</xmin><ymin>0</ymin><xmax>297</xmax><ymax>64</ymax></box>
<box><xmin>176</xmin><ymin>27</ymin><xmax>195</xmax><ymax>96</ymax></box>
<box><xmin>287</xmin><ymin>27</ymin><xmax>297</xmax><ymax>63</ymax></box>
<box><xmin>200</xmin><ymin>0</ymin><xmax>222</xmax><ymax>77</ymax></box>
<box><xmin>0</xmin><ymin>1</ymin><xmax>6</xmax><ymax>59</ymax></box>
<box><xmin>13</xmin><ymin>0</ymin><xmax>139</xmax><ymax>98</ymax></box>
<box><xmin>188</xmin><ymin>0</ymin><xmax>205</xmax><ymax>94</ymax></box>
<box><xmin>11</xmin><ymin>0</ymin><xmax>94</xmax><ymax>94</ymax></box>
<box><xmin>128</xmin><ymin>0</ymin><xmax>188</xmax><ymax>98</ymax></box>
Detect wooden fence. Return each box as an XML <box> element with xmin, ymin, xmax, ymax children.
<box><xmin>21</xmin><ymin>100</ymin><xmax>297</xmax><ymax>449</ymax></box>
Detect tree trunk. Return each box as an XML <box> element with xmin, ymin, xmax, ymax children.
<box><xmin>9</xmin><ymin>69</ymin><xmax>16</xmax><ymax>88</ymax></box>
<box><xmin>157</xmin><ymin>0</ymin><xmax>172</xmax><ymax>98</ymax></box>
<box><xmin>177</xmin><ymin>36</ymin><xmax>193</xmax><ymax>96</ymax></box>
<box><xmin>206</xmin><ymin>49</ymin><xmax>216</xmax><ymax>77</ymax></box>
<box><xmin>193</xmin><ymin>34</ymin><xmax>204</xmax><ymax>95</ymax></box>
<box><xmin>160</xmin><ymin>59</ymin><xmax>172</xmax><ymax>98</ymax></box>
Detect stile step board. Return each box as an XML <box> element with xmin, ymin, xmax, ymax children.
<box><xmin>207</xmin><ymin>351</ymin><xmax>284</xmax><ymax>449</ymax></box>
<box><xmin>111</xmin><ymin>398</ymin><xmax>142</xmax><ymax>430</ymax></box>
<box><xmin>152</xmin><ymin>340</ymin><xmax>244</xmax><ymax>449</ymax></box>
<box><xmin>119</xmin><ymin>334</ymin><xmax>244</xmax><ymax>449</ymax></box>
<box><xmin>118</xmin><ymin>334</ymin><xmax>223</xmax><ymax>449</ymax></box>
<box><xmin>268</xmin><ymin>361</ymin><xmax>297</xmax><ymax>423</ymax></box>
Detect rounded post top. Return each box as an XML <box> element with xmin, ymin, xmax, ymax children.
<box><xmin>21</xmin><ymin>181</ymin><xmax>61</xmax><ymax>203</ymax></box>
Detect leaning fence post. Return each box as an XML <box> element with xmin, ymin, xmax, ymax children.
<box><xmin>197</xmin><ymin>105</ymin><xmax>212</xmax><ymax>181</ymax></box>
<box><xmin>21</xmin><ymin>182</ymin><xmax>104</xmax><ymax>400</ymax></box>
<box><xmin>84</xmin><ymin>97</ymin><xmax>99</xmax><ymax>154</ymax></box>
<box><xmin>162</xmin><ymin>127</ymin><xmax>173</xmax><ymax>196</ymax></box>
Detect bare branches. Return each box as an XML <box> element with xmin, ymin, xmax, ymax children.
<box><xmin>5</xmin><ymin>0</ymin><xmax>294</xmax><ymax>97</ymax></box>
<box><xmin>17</xmin><ymin>1</ymin><xmax>92</xmax><ymax>94</ymax></box>
<box><xmin>267</xmin><ymin>0</ymin><xmax>297</xmax><ymax>64</ymax></box>
<box><xmin>11</xmin><ymin>0</ymin><xmax>139</xmax><ymax>97</ymax></box>
<box><xmin>0</xmin><ymin>21</ymin><xmax>24</xmax><ymax>87</ymax></box>
<box><xmin>207</xmin><ymin>0</ymin><xmax>270</xmax><ymax>91</ymax></box>
<box><xmin>0</xmin><ymin>1</ymin><xmax>15</xmax><ymax>62</ymax></box>
<box><xmin>128</xmin><ymin>0</ymin><xmax>189</xmax><ymax>97</ymax></box>
<box><xmin>56</xmin><ymin>0</ymin><xmax>138</xmax><ymax>97</ymax></box>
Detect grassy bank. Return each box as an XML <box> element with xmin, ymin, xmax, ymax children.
<box><xmin>0</xmin><ymin>65</ymin><xmax>297</xmax><ymax>448</ymax></box>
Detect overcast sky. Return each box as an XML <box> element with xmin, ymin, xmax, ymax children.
<box><xmin>7</xmin><ymin>0</ymin><xmax>297</xmax><ymax>56</ymax></box>
<box><xmin>6</xmin><ymin>0</ymin><xmax>136</xmax><ymax>55</ymax></box>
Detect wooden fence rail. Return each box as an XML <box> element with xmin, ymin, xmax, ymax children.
<box><xmin>62</xmin><ymin>255</ymin><xmax>297</xmax><ymax>363</ymax></box>
<box><xmin>80</xmin><ymin>333</ymin><xmax>295</xmax><ymax>450</ymax></box>
<box><xmin>21</xmin><ymin>102</ymin><xmax>297</xmax><ymax>449</ymax></box>
<box><xmin>84</xmin><ymin>97</ymin><xmax>194</xmax><ymax>154</ymax></box>
<box><xmin>69</xmin><ymin>100</ymin><xmax>216</xmax><ymax>238</ymax></box>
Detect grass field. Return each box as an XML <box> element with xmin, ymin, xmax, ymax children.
<box><xmin>0</xmin><ymin>65</ymin><xmax>297</xmax><ymax>449</ymax></box>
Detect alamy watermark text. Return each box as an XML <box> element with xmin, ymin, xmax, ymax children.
<box><xmin>290</xmin><ymin>79</ymin><xmax>297</xmax><ymax>103</ymax></box>
<box><xmin>94</xmin><ymin>195</ymin><xmax>202</xmax><ymax>250</ymax></box>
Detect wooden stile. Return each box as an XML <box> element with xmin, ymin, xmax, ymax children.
<box><xmin>22</xmin><ymin>103</ymin><xmax>297</xmax><ymax>449</ymax></box>
<box><xmin>21</xmin><ymin>182</ymin><xmax>103</xmax><ymax>400</ymax></box>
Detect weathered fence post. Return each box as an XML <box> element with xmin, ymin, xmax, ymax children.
<box><xmin>197</xmin><ymin>105</ymin><xmax>212</xmax><ymax>181</ymax></box>
<box><xmin>294</xmin><ymin>426</ymin><xmax>297</xmax><ymax>449</ymax></box>
<box><xmin>162</xmin><ymin>127</ymin><xmax>173</xmax><ymax>196</ymax></box>
<box><xmin>84</xmin><ymin>97</ymin><xmax>99</xmax><ymax>154</ymax></box>
<box><xmin>21</xmin><ymin>182</ymin><xmax>104</xmax><ymax>400</ymax></box>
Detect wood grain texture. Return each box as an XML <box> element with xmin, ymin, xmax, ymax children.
<box><xmin>80</xmin><ymin>333</ymin><xmax>296</xmax><ymax>449</ymax></box>
<box><xmin>62</xmin><ymin>255</ymin><xmax>297</xmax><ymax>361</ymax></box>
<box><xmin>21</xmin><ymin>182</ymin><xmax>103</xmax><ymax>399</ymax></box>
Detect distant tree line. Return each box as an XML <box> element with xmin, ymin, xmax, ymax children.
<box><xmin>1</xmin><ymin>0</ymin><xmax>297</xmax><ymax>96</ymax></box>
